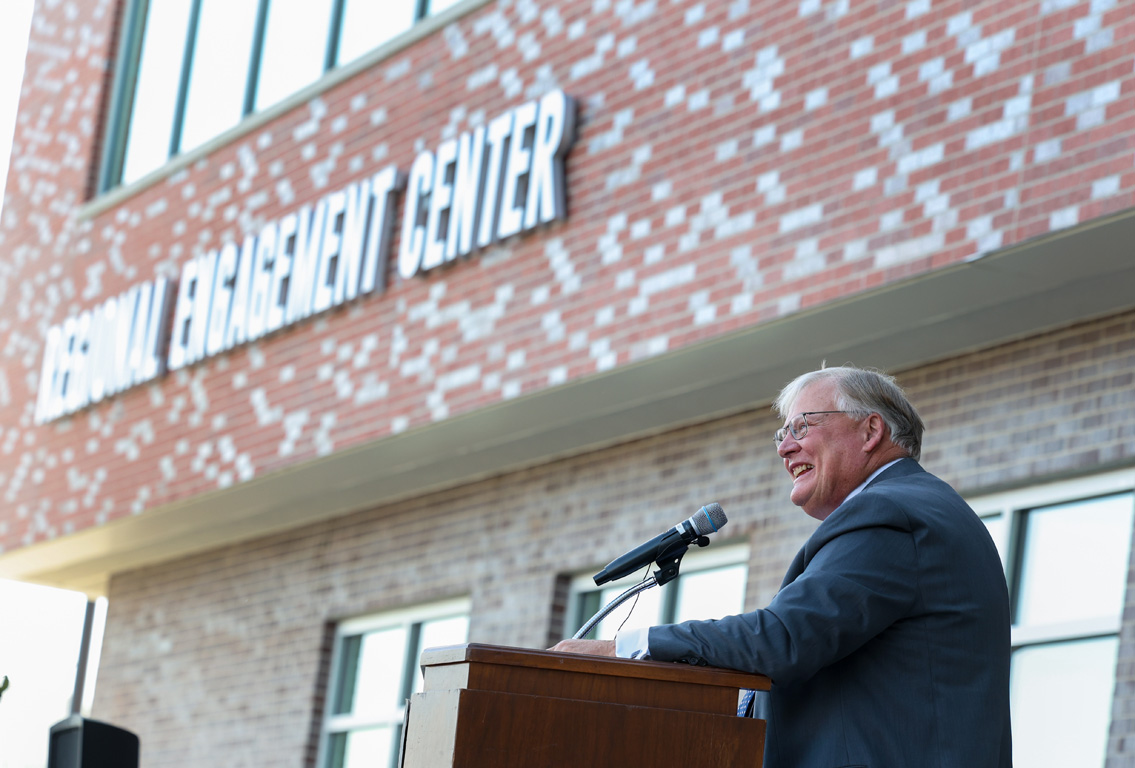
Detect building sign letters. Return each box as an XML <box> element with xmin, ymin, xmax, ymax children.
<box><xmin>35</xmin><ymin>90</ymin><xmax>575</xmax><ymax>424</ymax></box>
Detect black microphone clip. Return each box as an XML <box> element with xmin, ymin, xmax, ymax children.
<box><xmin>649</xmin><ymin>528</ymin><xmax>712</xmax><ymax>587</ymax></box>
<box><xmin>649</xmin><ymin>541</ymin><xmax>690</xmax><ymax>587</ymax></box>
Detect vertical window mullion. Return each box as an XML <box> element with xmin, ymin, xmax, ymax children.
<box><xmin>330</xmin><ymin>634</ymin><xmax>362</xmax><ymax>715</ymax></box>
<box><xmin>659</xmin><ymin>574</ymin><xmax>681</xmax><ymax>624</ymax></box>
<box><xmin>244</xmin><ymin>0</ymin><xmax>271</xmax><ymax>117</ymax></box>
<box><xmin>1006</xmin><ymin>507</ymin><xmax>1028</xmax><ymax>629</ymax></box>
<box><xmin>400</xmin><ymin>622</ymin><xmax>423</xmax><ymax>703</ymax></box>
<box><xmin>168</xmin><ymin>0</ymin><xmax>203</xmax><ymax>157</ymax></box>
<box><xmin>325</xmin><ymin>0</ymin><xmax>347</xmax><ymax>73</ymax></box>
<box><xmin>99</xmin><ymin>0</ymin><xmax>150</xmax><ymax>191</ymax></box>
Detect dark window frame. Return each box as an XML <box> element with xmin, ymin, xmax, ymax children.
<box><xmin>98</xmin><ymin>0</ymin><xmax>453</xmax><ymax>193</ymax></box>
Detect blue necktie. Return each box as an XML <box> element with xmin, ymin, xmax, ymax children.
<box><xmin>737</xmin><ymin>688</ymin><xmax>755</xmax><ymax>717</ymax></box>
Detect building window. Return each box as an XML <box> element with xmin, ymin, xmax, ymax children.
<box><xmin>971</xmin><ymin>471</ymin><xmax>1135</xmax><ymax>768</ymax></box>
<box><xmin>102</xmin><ymin>0</ymin><xmax>470</xmax><ymax>190</ymax></box>
<box><xmin>320</xmin><ymin>598</ymin><xmax>469</xmax><ymax>768</ymax></box>
<box><xmin>253</xmin><ymin>0</ymin><xmax>336</xmax><ymax>112</ymax></box>
<box><xmin>178</xmin><ymin>0</ymin><xmax>260</xmax><ymax>154</ymax></box>
<box><xmin>568</xmin><ymin>544</ymin><xmax>749</xmax><ymax>640</ymax></box>
<box><xmin>336</xmin><ymin>1</ymin><xmax>417</xmax><ymax>66</ymax></box>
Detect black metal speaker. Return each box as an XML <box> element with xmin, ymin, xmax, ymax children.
<box><xmin>47</xmin><ymin>715</ymin><xmax>139</xmax><ymax>768</ymax></box>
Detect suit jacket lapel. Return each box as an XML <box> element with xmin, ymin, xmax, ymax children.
<box><xmin>777</xmin><ymin>459</ymin><xmax>923</xmax><ymax>591</ymax></box>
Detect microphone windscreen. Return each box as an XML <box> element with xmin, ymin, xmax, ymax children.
<box><xmin>692</xmin><ymin>503</ymin><xmax>727</xmax><ymax>535</ymax></box>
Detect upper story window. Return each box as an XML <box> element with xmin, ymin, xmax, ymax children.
<box><xmin>971</xmin><ymin>471</ymin><xmax>1135</xmax><ymax>768</ymax></box>
<box><xmin>101</xmin><ymin>0</ymin><xmax>464</xmax><ymax>191</ymax></box>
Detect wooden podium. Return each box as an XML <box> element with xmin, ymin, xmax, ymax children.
<box><xmin>400</xmin><ymin>643</ymin><xmax>770</xmax><ymax>767</ymax></box>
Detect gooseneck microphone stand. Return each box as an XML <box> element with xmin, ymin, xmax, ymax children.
<box><xmin>572</xmin><ymin>536</ymin><xmax>709</xmax><ymax>640</ymax></box>
<box><xmin>572</xmin><ymin>575</ymin><xmax>660</xmax><ymax>640</ymax></box>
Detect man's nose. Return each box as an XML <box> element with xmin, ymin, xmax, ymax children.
<box><xmin>777</xmin><ymin>432</ymin><xmax>799</xmax><ymax>458</ymax></box>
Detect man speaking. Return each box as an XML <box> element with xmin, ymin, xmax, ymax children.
<box><xmin>552</xmin><ymin>365</ymin><xmax>1012</xmax><ymax>767</ymax></box>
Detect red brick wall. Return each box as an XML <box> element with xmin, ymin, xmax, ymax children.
<box><xmin>4</xmin><ymin>0</ymin><xmax>1135</xmax><ymax>552</ymax></box>
<box><xmin>90</xmin><ymin>308</ymin><xmax>1135</xmax><ymax>765</ymax></box>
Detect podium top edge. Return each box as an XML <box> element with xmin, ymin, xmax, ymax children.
<box><xmin>418</xmin><ymin>643</ymin><xmax>772</xmax><ymax>691</ymax></box>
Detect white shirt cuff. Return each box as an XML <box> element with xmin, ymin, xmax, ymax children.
<box><xmin>615</xmin><ymin>626</ymin><xmax>652</xmax><ymax>660</ymax></box>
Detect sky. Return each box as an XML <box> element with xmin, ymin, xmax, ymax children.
<box><xmin>0</xmin><ymin>0</ymin><xmax>33</xmax><ymax>215</ymax></box>
<box><xmin>0</xmin><ymin>2</ymin><xmax>97</xmax><ymax>767</ymax></box>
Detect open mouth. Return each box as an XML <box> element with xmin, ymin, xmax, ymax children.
<box><xmin>792</xmin><ymin>464</ymin><xmax>814</xmax><ymax>479</ymax></box>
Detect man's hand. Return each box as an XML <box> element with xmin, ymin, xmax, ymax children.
<box><xmin>548</xmin><ymin>638</ymin><xmax>617</xmax><ymax>657</ymax></box>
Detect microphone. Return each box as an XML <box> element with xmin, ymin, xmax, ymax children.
<box><xmin>593</xmin><ymin>503</ymin><xmax>727</xmax><ymax>586</ymax></box>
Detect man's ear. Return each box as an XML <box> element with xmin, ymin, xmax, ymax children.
<box><xmin>862</xmin><ymin>413</ymin><xmax>887</xmax><ymax>452</ymax></box>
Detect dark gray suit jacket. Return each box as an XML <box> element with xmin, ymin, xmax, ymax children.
<box><xmin>649</xmin><ymin>459</ymin><xmax>1012</xmax><ymax>767</ymax></box>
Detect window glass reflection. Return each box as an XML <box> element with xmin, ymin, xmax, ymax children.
<box><xmin>673</xmin><ymin>564</ymin><xmax>747</xmax><ymax>623</ymax></box>
<box><xmin>574</xmin><ymin>549</ymin><xmax>749</xmax><ymax>641</ymax></box>
<box><xmin>113</xmin><ymin>0</ymin><xmax>474</xmax><ymax>189</ymax></box>
<box><xmin>417</xmin><ymin>612</ymin><xmax>469</xmax><ymax>667</ymax></box>
<box><xmin>1015</xmin><ymin>494</ymin><xmax>1134</xmax><ymax>627</ymax></box>
<box><xmin>411</xmin><ymin>615</ymin><xmax>470</xmax><ymax>693</ymax></box>
<box><xmin>180</xmin><ymin>0</ymin><xmax>259</xmax><ymax>153</ymax></box>
<box><xmin>1011</xmin><ymin>637</ymin><xmax>1118</xmax><ymax>768</ymax></box>
<box><xmin>593</xmin><ymin>581</ymin><xmax>664</xmax><ymax>639</ymax></box>
<box><xmin>337</xmin><ymin>0</ymin><xmax>416</xmax><ymax>65</ymax></box>
<box><xmin>327</xmin><ymin>726</ymin><xmax>395</xmax><ymax>768</ymax></box>
<box><xmin>256</xmin><ymin>0</ymin><xmax>334</xmax><ymax>110</ymax></box>
<box><xmin>325</xmin><ymin>605</ymin><xmax>468</xmax><ymax>768</ymax></box>
<box><xmin>121</xmin><ymin>0</ymin><xmax>193</xmax><ymax>184</ymax></box>
<box><xmin>418</xmin><ymin>615</ymin><xmax>469</xmax><ymax>656</ymax></box>
<box><xmin>429</xmin><ymin>0</ymin><xmax>466</xmax><ymax>14</ymax></box>
<box><xmin>351</xmin><ymin>626</ymin><xmax>407</xmax><ymax>717</ymax></box>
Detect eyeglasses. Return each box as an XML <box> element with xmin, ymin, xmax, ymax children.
<box><xmin>773</xmin><ymin>411</ymin><xmax>858</xmax><ymax>447</ymax></box>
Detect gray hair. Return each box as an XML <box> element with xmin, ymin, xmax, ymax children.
<box><xmin>774</xmin><ymin>365</ymin><xmax>924</xmax><ymax>461</ymax></box>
